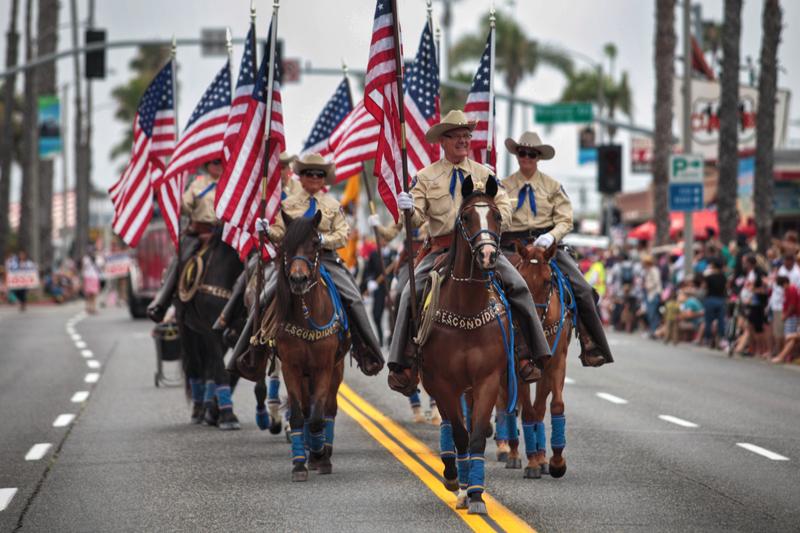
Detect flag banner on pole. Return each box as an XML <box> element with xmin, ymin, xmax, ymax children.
<box><xmin>465</xmin><ymin>29</ymin><xmax>496</xmax><ymax>168</ymax></box>
<box><xmin>402</xmin><ymin>21</ymin><xmax>440</xmax><ymax>177</ymax></box>
<box><xmin>215</xmin><ymin>21</ymin><xmax>284</xmax><ymax>260</ymax></box>
<box><xmin>364</xmin><ymin>0</ymin><xmax>404</xmax><ymax>221</ymax></box>
<box><xmin>329</xmin><ymin>99</ymin><xmax>379</xmax><ymax>182</ymax></box>
<box><xmin>223</xmin><ymin>26</ymin><xmax>256</xmax><ymax>164</ymax></box>
<box><xmin>301</xmin><ymin>77</ymin><xmax>353</xmax><ymax>157</ymax></box>
<box><xmin>109</xmin><ymin>60</ymin><xmax>175</xmax><ymax>247</ymax></box>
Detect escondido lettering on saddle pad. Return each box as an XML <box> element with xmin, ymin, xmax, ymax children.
<box><xmin>434</xmin><ymin>304</ymin><xmax>505</xmax><ymax>331</ymax></box>
<box><xmin>280</xmin><ymin>322</ymin><xmax>340</xmax><ymax>342</ymax></box>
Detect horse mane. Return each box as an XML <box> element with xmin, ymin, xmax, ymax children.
<box><xmin>276</xmin><ymin>216</ymin><xmax>319</xmax><ymax>321</ymax></box>
<box><xmin>443</xmin><ymin>191</ymin><xmax>494</xmax><ymax>273</ymax></box>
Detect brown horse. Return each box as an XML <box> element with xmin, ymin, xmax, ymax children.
<box><xmin>270</xmin><ymin>212</ymin><xmax>348</xmax><ymax>482</ymax></box>
<box><xmin>497</xmin><ymin>242</ymin><xmax>573</xmax><ymax>479</ymax></box>
<box><xmin>418</xmin><ymin>176</ymin><xmax>513</xmax><ymax>515</ymax></box>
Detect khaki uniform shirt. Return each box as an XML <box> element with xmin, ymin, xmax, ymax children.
<box><xmin>501</xmin><ymin>170</ymin><xmax>573</xmax><ymax>242</ymax></box>
<box><xmin>377</xmin><ymin>219</ymin><xmax>429</xmax><ymax>243</ymax></box>
<box><xmin>268</xmin><ymin>189</ymin><xmax>349</xmax><ymax>251</ymax></box>
<box><xmin>182</xmin><ymin>174</ymin><xmax>219</xmax><ymax>224</ymax></box>
<box><xmin>283</xmin><ymin>177</ymin><xmax>303</xmax><ymax>199</ymax></box>
<box><xmin>409</xmin><ymin>158</ymin><xmax>512</xmax><ymax>237</ymax></box>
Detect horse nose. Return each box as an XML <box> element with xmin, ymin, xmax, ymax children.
<box><xmin>480</xmin><ymin>245</ymin><xmax>497</xmax><ymax>269</ymax></box>
<box><xmin>290</xmin><ymin>272</ymin><xmax>308</xmax><ymax>285</ymax></box>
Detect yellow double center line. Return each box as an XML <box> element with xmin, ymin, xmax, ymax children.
<box><xmin>337</xmin><ymin>383</ymin><xmax>535</xmax><ymax>533</ymax></box>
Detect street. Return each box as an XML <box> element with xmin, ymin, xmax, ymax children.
<box><xmin>1</xmin><ymin>303</ymin><xmax>799</xmax><ymax>532</ymax></box>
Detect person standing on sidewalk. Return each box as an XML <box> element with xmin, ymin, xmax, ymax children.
<box><xmin>703</xmin><ymin>258</ymin><xmax>728</xmax><ymax>349</ymax></box>
<box><xmin>641</xmin><ymin>254</ymin><xmax>662</xmax><ymax>337</ymax></box>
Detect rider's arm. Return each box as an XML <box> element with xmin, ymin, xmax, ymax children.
<box><xmin>408</xmin><ymin>177</ymin><xmax>427</xmax><ymax>228</ymax></box>
<box><xmin>266</xmin><ymin>213</ymin><xmax>286</xmax><ymax>244</ymax></box>
<box><xmin>548</xmin><ymin>183</ymin><xmax>574</xmax><ymax>242</ymax></box>
<box><xmin>376</xmin><ymin>220</ymin><xmax>402</xmax><ymax>242</ymax></box>
<box><xmin>323</xmin><ymin>205</ymin><xmax>350</xmax><ymax>250</ymax></box>
<box><xmin>181</xmin><ymin>179</ymin><xmax>197</xmax><ymax>216</ymax></box>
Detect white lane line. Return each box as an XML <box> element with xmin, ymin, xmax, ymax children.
<box><xmin>70</xmin><ymin>334</ymin><xmax>81</xmax><ymax>342</ymax></box>
<box><xmin>0</xmin><ymin>488</ymin><xmax>18</xmax><ymax>511</ymax></box>
<box><xmin>71</xmin><ymin>391</ymin><xmax>90</xmax><ymax>403</ymax></box>
<box><xmin>564</xmin><ymin>376</ymin><xmax>575</xmax><ymax>385</ymax></box>
<box><xmin>53</xmin><ymin>414</ymin><xmax>75</xmax><ymax>427</ymax></box>
<box><xmin>86</xmin><ymin>360</ymin><xmax>101</xmax><ymax>369</ymax></box>
<box><xmin>24</xmin><ymin>443</ymin><xmax>52</xmax><ymax>461</ymax></box>
<box><xmin>736</xmin><ymin>443</ymin><xmax>789</xmax><ymax>461</ymax></box>
<box><xmin>80</xmin><ymin>349</ymin><xmax>93</xmax><ymax>358</ymax></box>
<box><xmin>75</xmin><ymin>340</ymin><xmax>87</xmax><ymax>349</ymax></box>
<box><xmin>596</xmin><ymin>392</ymin><xmax>628</xmax><ymax>405</ymax></box>
<box><xmin>658</xmin><ymin>414</ymin><xmax>699</xmax><ymax>428</ymax></box>
<box><xmin>84</xmin><ymin>373</ymin><xmax>99</xmax><ymax>383</ymax></box>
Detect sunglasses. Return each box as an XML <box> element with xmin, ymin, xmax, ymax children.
<box><xmin>208</xmin><ymin>159</ymin><xmax>222</xmax><ymax>165</ymax></box>
<box><xmin>301</xmin><ymin>170</ymin><xmax>326</xmax><ymax>179</ymax></box>
<box><xmin>517</xmin><ymin>149</ymin><xmax>540</xmax><ymax>159</ymax></box>
<box><xmin>443</xmin><ymin>133</ymin><xmax>472</xmax><ymax>141</ymax></box>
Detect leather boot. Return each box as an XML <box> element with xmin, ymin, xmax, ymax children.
<box><xmin>578</xmin><ymin>323</ymin><xmax>608</xmax><ymax>367</ymax></box>
<box><xmin>514</xmin><ymin>330</ymin><xmax>542</xmax><ymax>383</ymax></box>
<box><xmin>388</xmin><ymin>342</ymin><xmax>419</xmax><ymax>396</ymax></box>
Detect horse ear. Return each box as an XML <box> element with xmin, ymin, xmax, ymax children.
<box><xmin>485</xmin><ymin>176</ymin><xmax>498</xmax><ymax>198</ymax></box>
<box><xmin>514</xmin><ymin>240</ymin><xmax>527</xmax><ymax>258</ymax></box>
<box><xmin>461</xmin><ymin>175</ymin><xmax>474</xmax><ymax>198</ymax></box>
<box><xmin>313</xmin><ymin>209</ymin><xmax>323</xmax><ymax>228</ymax></box>
<box><xmin>281</xmin><ymin>210</ymin><xmax>293</xmax><ymax>226</ymax></box>
<box><xmin>544</xmin><ymin>242</ymin><xmax>558</xmax><ymax>261</ymax></box>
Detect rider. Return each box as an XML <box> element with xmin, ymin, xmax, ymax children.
<box><xmin>147</xmin><ymin>158</ymin><xmax>223</xmax><ymax>322</ymax></box>
<box><xmin>500</xmin><ymin>131</ymin><xmax>613</xmax><ymax>367</ymax></box>
<box><xmin>386</xmin><ymin>110</ymin><xmax>553</xmax><ymax>395</ymax></box>
<box><xmin>256</xmin><ymin>153</ymin><xmax>384</xmax><ymax>375</ymax></box>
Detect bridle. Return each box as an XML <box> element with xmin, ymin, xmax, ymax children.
<box><xmin>455</xmin><ymin>200</ymin><xmax>501</xmax><ymax>278</ymax></box>
<box><xmin>514</xmin><ymin>253</ymin><xmax>554</xmax><ymax>320</ymax></box>
<box><xmin>283</xmin><ymin>238</ymin><xmax>321</xmax><ymax>295</ymax></box>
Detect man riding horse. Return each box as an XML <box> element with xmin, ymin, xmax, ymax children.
<box><xmin>386</xmin><ymin>110</ymin><xmax>553</xmax><ymax>395</ymax></box>
<box><xmin>501</xmin><ymin>131</ymin><xmax>614</xmax><ymax>367</ymax></box>
<box><xmin>255</xmin><ymin>153</ymin><xmax>384</xmax><ymax>375</ymax></box>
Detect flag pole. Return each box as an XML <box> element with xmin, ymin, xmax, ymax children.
<box><xmin>487</xmin><ymin>6</ymin><xmax>496</xmax><ymax>170</ymax></box>
<box><xmin>250</xmin><ymin>0</ymin><xmax>264</xmax><ymax>341</ymax></box>
<box><xmin>170</xmin><ymin>36</ymin><xmax>182</xmax><ymax>261</ymax></box>
<box><xmin>389</xmin><ymin>0</ymin><xmax>419</xmax><ymax>326</ymax></box>
<box><xmin>225</xmin><ymin>27</ymin><xmax>234</xmax><ymax>88</ymax></box>
<box><xmin>342</xmin><ymin>61</ymin><xmax>395</xmax><ymax>324</ymax></box>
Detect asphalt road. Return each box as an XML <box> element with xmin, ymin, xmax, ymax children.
<box><xmin>1</xmin><ymin>303</ymin><xmax>799</xmax><ymax>532</ymax></box>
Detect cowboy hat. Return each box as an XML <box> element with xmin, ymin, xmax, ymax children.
<box><xmin>279</xmin><ymin>151</ymin><xmax>297</xmax><ymax>165</ymax></box>
<box><xmin>504</xmin><ymin>131</ymin><xmax>555</xmax><ymax>160</ymax></box>
<box><xmin>425</xmin><ymin>109</ymin><xmax>477</xmax><ymax>143</ymax></box>
<box><xmin>292</xmin><ymin>153</ymin><xmax>336</xmax><ymax>184</ymax></box>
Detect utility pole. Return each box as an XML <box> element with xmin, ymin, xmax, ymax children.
<box><xmin>84</xmin><ymin>0</ymin><xmax>94</xmax><ymax>245</ymax></box>
<box><xmin>70</xmin><ymin>0</ymin><xmax>87</xmax><ymax>260</ymax></box>
<box><xmin>61</xmin><ymin>82</ymin><xmax>69</xmax><ymax>260</ymax></box>
<box><xmin>682</xmin><ymin>0</ymin><xmax>694</xmax><ymax>279</ymax></box>
<box><xmin>0</xmin><ymin>0</ymin><xmax>21</xmax><ymax>261</ymax></box>
<box><xmin>20</xmin><ymin>0</ymin><xmax>39</xmax><ymax>263</ymax></box>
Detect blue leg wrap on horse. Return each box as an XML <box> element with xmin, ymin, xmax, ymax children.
<box><xmin>467</xmin><ymin>454</ymin><xmax>485</xmax><ymax>495</ymax></box>
<box><xmin>303</xmin><ymin>420</ymin><xmax>311</xmax><ymax>450</ymax></box>
<box><xmin>535</xmin><ymin>421</ymin><xmax>547</xmax><ymax>452</ymax></box>
<box><xmin>324</xmin><ymin>417</ymin><xmax>335</xmax><ymax>447</ymax></box>
<box><xmin>289</xmin><ymin>430</ymin><xmax>306</xmax><ymax>463</ymax></box>
<box><xmin>309</xmin><ymin>430</ymin><xmax>325</xmax><ymax>454</ymax></box>
<box><xmin>439</xmin><ymin>421</ymin><xmax>455</xmax><ymax>459</ymax></box>
<box><xmin>215</xmin><ymin>385</ymin><xmax>233</xmax><ymax>410</ymax></box>
<box><xmin>457</xmin><ymin>454</ymin><xmax>470</xmax><ymax>489</ymax></box>
<box><xmin>551</xmin><ymin>414</ymin><xmax>566</xmax><ymax>449</ymax></box>
<box><xmin>267</xmin><ymin>376</ymin><xmax>280</xmax><ymax>402</ymax></box>
<box><xmin>409</xmin><ymin>390</ymin><xmax>421</xmax><ymax>408</ymax></box>
<box><xmin>203</xmin><ymin>381</ymin><xmax>217</xmax><ymax>404</ymax></box>
<box><xmin>189</xmin><ymin>379</ymin><xmax>205</xmax><ymax>404</ymax></box>
<box><xmin>461</xmin><ymin>396</ymin><xmax>472</xmax><ymax>433</ymax></box>
<box><xmin>522</xmin><ymin>423</ymin><xmax>537</xmax><ymax>458</ymax></box>
<box><xmin>495</xmin><ymin>410</ymin><xmax>509</xmax><ymax>441</ymax></box>
<box><xmin>506</xmin><ymin>411</ymin><xmax>519</xmax><ymax>441</ymax></box>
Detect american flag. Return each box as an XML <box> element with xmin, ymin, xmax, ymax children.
<box><xmin>329</xmin><ymin>98</ymin><xmax>379</xmax><ymax>183</ymax></box>
<box><xmin>109</xmin><ymin>60</ymin><xmax>175</xmax><ymax>247</ymax></box>
<box><xmin>464</xmin><ymin>29</ymin><xmax>496</xmax><ymax>168</ymax></box>
<box><xmin>215</xmin><ymin>21</ymin><xmax>284</xmax><ymax>260</ymax></box>
<box><xmin>302</xmin><ymin>78</ymin><xmax>352</xmax><ymax>159</ymax></box>
<box><xmin>364</xmin><ymin>0</ymin><xmax>404</xmax><ymax>221</ymax></box>
<box><xmin>158</xmin><ymin>61</ymin><xmax>232</xmax><ymax>246</ymax></box>
<box><xmin>403</xmin><ymin>21</ymin><xmax>440</xmax><ymax>177</ymax></box>
<box><xmin>223</xmin><ymin>25</ymin><xmax>256</xmax><ymax>164</ymax></box>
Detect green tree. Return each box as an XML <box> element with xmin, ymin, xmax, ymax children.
<box><xmin>110</xmin><ymin>45</ymin><xmax>171</xmax><ymax>165</ymax></box>
<box><xmin>653</xmin><ymin>0</ymin><xmax>676</xmax><ymax>246</ymax></box>
<box><xmin>449</xmin><ymin>10</ymin><xmax>573</xmax><ymax>175</ymax></box>
<box><xmin>0</xmin><ymin>0</ymin><xmax>20</xmax><ymax>260</ymax></box>
<box><xmin>559</xmin><ymin>65</ymin><xmax>633</xmax><ymax>141</ymax></box>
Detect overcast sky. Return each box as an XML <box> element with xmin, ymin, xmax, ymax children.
<box><xmin>1</xmin><ymin>0</ymin><xmax>798</xmax><ymax>214</ymax></box>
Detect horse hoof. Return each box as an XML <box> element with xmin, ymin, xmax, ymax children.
<box><xmin>455</xmin><ymin>490</ymin><xmax>468</xmax><ymax>510</ymax></box>
<box><xmin>467</xmin><ymin>501</ymin><xmax>488</xmax><ymax>515</ymax></box>
<box><xmin>269</xmin><ymin>420</ymin><xmax>282</xmax><ymax>435</ymax></box>
<box><xmin>540</xmin><ymin>463</ymin><xmax>549</xmax><ymax>476</ymax></box>
<box><xmin>506</xmin><ymin>457</ymin><xmax>522</xmax><ymax>469</ymax></box>
<box><xmin>443</xmin><ymin>477</ymin><xmax>459</xmax><ymax>492</ymax></box>
<box><xmin>523</xmin><ymin>466</ymin><xmax>541</xmax><ymax>479</ymax></box>
<box><xmin>291</xmin><ymin>467</ymin><xmax>309</xmax><ymax>482</ymax></box>
<box><xmin>496</xmin><ymin>451</ymin><xmax>509</xmax><ymax>463</ymax></box>
<box><xmin>219</xmin><ymin>420</ymin><xmax>241</xmax><ymax>431</ymax></box>
<box><xmin>549</xmin><ymin>463</ymin><xmax>566</xmax><ymax>478</ymax></box>
<box><xmin>255</xmin><ymin>410</ymin><xmax>270</xmax><ymax>430</ymax></box>
<box><xmin>317</xmin><ymin>461</ymin><xmax>332</xmax><ymax>475</ymax></box>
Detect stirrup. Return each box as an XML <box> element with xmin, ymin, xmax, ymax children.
<box><xmin>388</xmin><ymin>367</ymin><xmax>419</xmax><ymax>396</ymax></box>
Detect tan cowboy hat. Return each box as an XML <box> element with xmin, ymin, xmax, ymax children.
<box><xmin>425</xmin><ymin>109</ymin><xmax>478</xmax><ymax>143</ymax></box>
<box><xmin>279</xmin><ymin>151</ymin><xmax>297</xmax><ymax>165</ymax></box>
<box><xmin>292</xmin><ymin>153</ymin><xmax>336</xmax><ymax>184</ymax></box>
<box><xmin>504</xmin><ymin>131</ymin><xmax>556</xmax><ymax>160</ymax></box>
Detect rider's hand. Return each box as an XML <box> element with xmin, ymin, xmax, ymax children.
<box><xmin>534</xmin><ymin>233</ymin><xmax>555</xmax><ymax>249</ymax></box>
<box><xmin>255</xmin><ymin>218</ymin><xmax>270</xmax><ymax>234</ymax></box>
<box><xmin>367</xmin><ymin>279</ymin><xmax>379</xmax><ymax>293</ymax></box>
<box><xmin>397</xmin><ymin>192</ymin><xmax>413</xmax><ymax>211</ymax></box>
<box><xmin>368</xmin><ymin>214</ymin><xmax>381</xmax><ymax>228</ymax></box>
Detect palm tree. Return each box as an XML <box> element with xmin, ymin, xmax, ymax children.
<box><xmin>560</xmin><ymin>65</ymin><xmax>633</xmax><ymax>142</ymax></box>
<box><xmin>0</xmin><ymin>0</ymin><xmax>20</xmax><ymax>260</ymax></box>
<box><xmin>716</xmin><ymin>0</ymin><xmax>742</xmax><ymax>247</ymax></box>
<box><xmin>754</xmin><ymin>0</ymin><xmax>782</xmax><ymax>253</ymax></box>
<box><xmin>449</xmin><ymin>10</ymin><xmax>573</xmax><ymax>175</ymax></box>
<box><xmin>19</xmin><ymin>0</ymin><xmax>38</xmax><ymax>260</ymax></box>
<box><xmin>37</xmin><ymin>0</ymin><xmax>59</xmax><ymax>267</ymax></box>
<box><xmin>653</xmin><ymin>0</ymin><xmax>676</xmax><ymax>246</ymax></box>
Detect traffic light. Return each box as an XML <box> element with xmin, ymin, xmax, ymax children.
<box><xmin>597</xmin><ymin>144</ymin><xmax>622</xmax><ymax>194</ymax></box>
<box><xmin>84</xmin><ymin>29</ymin><xmax>106</xmax><ymax>79</ymax></box>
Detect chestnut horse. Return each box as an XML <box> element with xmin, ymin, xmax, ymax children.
<box><xmin>497</xmin><ymin>242</ymin><xmax>574</xmax><ymax>478</ymax></box>
<box><xmin>419</xmin><ymin>176</ymin><xmax>515</xmax><ymax>515</ymax></box>
<box><xmin>270</xmin><ymin>212</ymin><xmax>348</xmax><ymax>482</ymax></box>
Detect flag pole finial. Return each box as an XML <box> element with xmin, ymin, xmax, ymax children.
<box><xmin>490</xmin><ymin>4</ymin><xmax>496</xmax><ymax>27</ymax></box>
<box><xmin>341</xmin><ymin>58</ymin><xmax>348</xmax><ymax>76</ymax></box>
<box><xmin>171</xmin><ymin>35</ymin><xmax>177</xmax><ymax>58</ymax></box>
<box><xmin>250</xmin><ymin>0</ymin><xmax>256</xmax><ymax>24</ymax></box>
<box><xmin>225</xmin><ymin>27</ymin><xmax>233</xmax><ymax>56</ymax></box>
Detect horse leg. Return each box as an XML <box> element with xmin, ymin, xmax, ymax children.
<box><xmin>409</xmin><ymin>389</ymin><xmax>425</xmax><ymax>423</ymax></box>
<box><xmin>467</xmin><ymin>373</ymin><xmax>501</xmax><ymax>516</ymax></box>
<box><xmin>548</xmin><ymin>340</ymin><xmax>569</xmax><ymax>479</ymax></box>
<box><xmin>211</xmin><ymin>336</ymin><xmax>240</xmax><ymax>431</ymax></box>
<box><xmin>427</xmin><ymin>393</ymin><xmax>441</xmax><ymax>425</ymax></box>
<box><xmin>527</xmin><ymin>368</ymin><xmax>551</xmax><ymax>477</ymax></box>
<box><xmin>282</xmin><ymin>363</ymin><xmax>308</xmax><ymax>482</ymax></box>
<box><xmin>433</xmin><ymin>389</ymin><xmax>461</xmax><ymax>493</ymax></box>
<box><xmin>494</xmin><ymin>388</ymin><xmax>510</xmax><ymax>463</ymax></box>
<box><xmin>254</xmin><ymin>378</ymin><xmax>269</xmax><ymax>430</ymax></box>
<box><xmin>505</xmin><ymin>403</ymin><xmax>522</xmax><ymax>470</ymax></box>
<box><xmin>323</xmin><ymin>360</ymin><xmax>345</xmax><ymax>460</ymax></box>
<box><xmin>181</xmin><ymin>332</ymin><xmax>205</xmax><ymax>424</ymax></box>
<box><xmin>201</xmin><ymin>345</ymin><xmax>219</xmax><ymax>427</ymax></box>
<box><xmin>519</xmin><ymin>380</ymin><xmax>542</xmax><ymax>479</ymax></box>
<box><xmin>451</xmin><ymin>401</ymin><xmax>471</xmax><ymax>511</ymax></box>
<box><xmin>267</xmin><ymin>359</ymin><xmax>283</xmax><ymax>434</ymax></box>
<box><xmin>308</xmin><ymin>363</ymin><xmax>334</xmax><ymax>475</ymax></box>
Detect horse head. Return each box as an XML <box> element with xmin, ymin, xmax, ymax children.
<box><xmin>280</xmin><ymin>210</ymin><xmax>323</xmax><ymax>295</ymax></box>
<box><xmin>514</xmin><ymin>241</ymin><xmax>557</xmax><ymax>300</ymax></box>
<box><xmin>457</xmin><ymin>175</ymin><xmax>502</xmax><ymax>271</ymax></box>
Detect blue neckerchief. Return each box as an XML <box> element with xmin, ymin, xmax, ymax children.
<box><xmin>516</xmin><ymin>183</ymin><xmax>536</xmax><ymax>216</ymax></box>
<box><xmin>449</xmin><ymin>167</ymin><xmax>465</xmax><ymax>198</ymax></box>
<box><xmin>197</xmin><ymin>181</ymin><xmax>217</xmax><ymax>199</ymax></box>
<box><xmin>303</xmin><ymin>196</ymin><xmax>317</xmax><ymax>218</ymax></box>
<box><xmin>281</xmin><ymin>191</ymin><xmax>287</xmax><ymax>201</ymax></box>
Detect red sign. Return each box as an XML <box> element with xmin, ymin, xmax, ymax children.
<box><xmin>103</xmin><ymin>254</ymin><xmax>131</xmax><ymax>280</ymax></box>
<box><xmin>630</xmin><ymin>137</ymin><xmax>653</xmax><ymax>174</ymax></box>
<box><xmin>6</xmin><ymin>268</ymin><xmax>40</xmax><ymax>290</ymax></box>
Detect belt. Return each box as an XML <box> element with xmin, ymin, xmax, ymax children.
<box><xmin>500</xmin><ymin>226</ymin><xmax>555</xmax><ymax>247</ymax></box>
<box><xmin>430</xmin><ymin>233</ymin><xmax>454</xmax><ymax>250</ymax></box>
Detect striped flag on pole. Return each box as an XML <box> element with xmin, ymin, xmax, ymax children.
<box><xmin>329</xmin><ymin>99</ymin><xmax>379</xmax><ymax>183</ymax></box>
<box><xmin>109</xmin><ymin>60</ymin><xmax>176</xmax><ymax>247</ymax></box>
<box><xmin>301</xmin><ymin>77</ymin><xmax>353</xmax><ymax>158</ymax></box>
<box><xmin>223</xmin><ymin>26</ymin><xmax>256</xmax><ymax>164</ymax></box>
<box><xmin>464</xmin><ymin>26</ymin><xmax>496</xmax><ymax>168</ymax></box>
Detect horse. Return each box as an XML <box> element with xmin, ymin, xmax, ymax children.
<box><xmin>175</xmin><ymin>230</ymin><xmax>244</xmax><ymax>430</ymax></box>
<box><xmin>270</xmin><ymin>211</ymin><xmax>349</xmax><ymax>482</ymax></box>
<box><xmin>416</xmin><ymin>176</ymin><xmax>514</xmax><ymax>515</ymax></box>
<box><xmin>496</xmin><ymin>242</ymin><xmax>574</xmax><ymax>478</ymax></box>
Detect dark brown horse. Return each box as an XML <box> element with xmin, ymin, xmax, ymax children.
<box><xmin>418</xmin><ymin>176</ymin><xmax>512</xmax><ymax>515</ymax></box>
<box><xmin>271</xmin><ymin>212</ymin><xmax>348</xmax><ymax>481</ymax></box>
<box><xmin>498</xmin><ymin>242</ymin><xmax>573</xmax><ymax>478</ymax></box>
